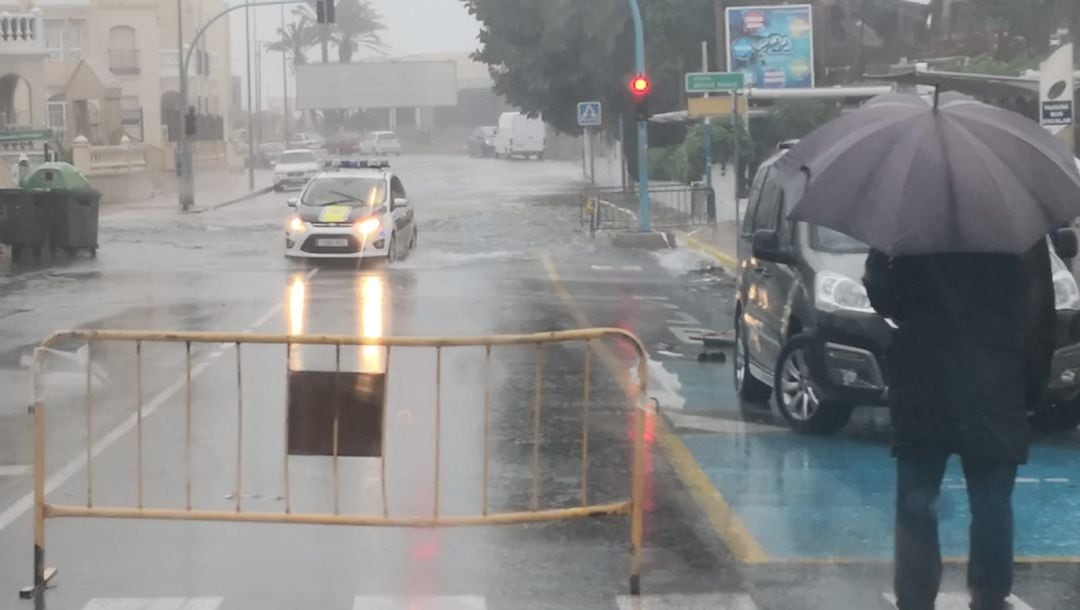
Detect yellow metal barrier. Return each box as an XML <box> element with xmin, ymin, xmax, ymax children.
<box><xmin>20</xmin><ymin>328</ymin><xmax>650</xmax><ymax>599</ymax></box>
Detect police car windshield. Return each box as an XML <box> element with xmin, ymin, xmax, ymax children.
<box><xmin>302</xmin><ymin>177</ymin><xmax>385</xmax><ymax>207</ymax></box>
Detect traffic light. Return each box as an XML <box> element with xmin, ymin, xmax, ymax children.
<box><xmin>316</xmin><ymin>0</ymin><xmax>336</xmax><ymax>24</ymax></box>
<box><xmin>629</xmin><ymin>74</ymin><xmax>651</xmax><ymax>121</ymax></box>
<box><xmin>184</xmin><ymin>106</ymin><xmax>197</xmax><ymax>136</ymax></box>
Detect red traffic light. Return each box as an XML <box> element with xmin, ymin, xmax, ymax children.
<box><xmin>630</xmin><ymin>75</ymin><xmax>651</xmax><ymax>96</ymax></box>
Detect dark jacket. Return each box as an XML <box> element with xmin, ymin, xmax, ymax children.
<box><xmin>862</xmin><ymin>240</ymin><xmax>1055</xmax><ymax>463</ymax></box>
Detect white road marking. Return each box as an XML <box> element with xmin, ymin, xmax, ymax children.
<box><xmin>666</xmin><ymin>411</ymin><xmax>787</xmax><ymax>435</ymax></box>
<box><xmin>0</xmin><ymin>465</ymin><xmax>33</xmax><ymax>477</ymax></box>
<box><xmin>622</xmin><ymin>265</ymin><xmax>643</xmax><ymax>272</ymax></box>
<box><xmin>1045</xmin><ymin>477</ymin><xmax>1070</xmax><ymax>483</ymax></box>
<box><xmin>591</xmin><ymin>264</ymin><xmax>615</xmax><ymax>271</ymax></box>
<box><xmin>617</xmin><ymin>593</ymin><xmax>759</xmax><ymax>609</ymax></box>
<box><xmin>670</xmin><ymin>327</ymin><xmax>717</xmax><ymax>345</ymax></box>
<box><xmin>83</xmin><ymin>598</ymin><xmax>223</xmax><ymax>610</ymax></box>
<box><xmin>353</xmin><ymin>596</ymin><xmax>486</xmax><ymax>609</ymax></box>
<box><xmin>633</xmin><ymin>295</ymin><xmax>670</xmax><ymax>301</ymax></box>
<box><xmin>666</xmin><ymin>311</ymin><xmax>702</xmax><ymax>326</ymax></box>
<box><xmin>884</xmin><ymin>593</ymin><xmax>1033</xmax><ymax>610</ymax></box>
<box><xmin>0</xmin><ymin>269</ymin><xmax>321</xmax><ymax>534</ymax></box>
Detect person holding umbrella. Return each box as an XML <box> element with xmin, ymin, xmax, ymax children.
<box><xmin>777</xmin><ymin>90</ymin><xmax>1080</xmax><ymax>610</ymax></box>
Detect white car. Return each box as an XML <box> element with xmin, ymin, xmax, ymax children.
<box><xmin>285</xmin><ymin>160</ymin><xmax>417</xmax><ymax>262</ymax></box>
<box><xmin>273</xmin><ymin>149</ymin><xmax>322</xmax><ymax>191</ymax></box>
<box><xmin>360</xmin><ymin>131</ymin><xmax>403</xmax><ymax>156</ymax></box>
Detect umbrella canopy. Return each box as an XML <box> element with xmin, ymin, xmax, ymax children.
<box><xmin>779</xmin><ymin>92</ymin><xmax>1080</xmax><ymax>256</ymax></box>
<box><xmin>22</xmin><ymin>162</ymin><xmax>94</xmax><ymax>192</ymax></box>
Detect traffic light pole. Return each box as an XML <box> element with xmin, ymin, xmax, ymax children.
<box><xmin>627</xmin><ymin>0</ymin><xmax>650</xmax><ymax>233</ymax></box>
<box><xmin>176</xmin><ymin>0</ymin><xmax>304</xmax><ymax>211</ymax></box>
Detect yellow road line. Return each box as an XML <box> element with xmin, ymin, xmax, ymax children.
<box><xmin>541</xmin><ymin>251</ymin><xmax>768</xmax><ymax>564</ymax></box>
<box><xmin>684</xmin><ymin>233</ymin><xmax>738</xmax><ymax>272</ymax></box>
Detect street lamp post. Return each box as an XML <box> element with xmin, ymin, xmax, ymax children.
<box><xmin>626</xmin><ymin>0</ymin><xmax>650</xmax><ymax>232</ymax></box>
<box><xmin>176</xmin><ymin>0</ymin><xmax>304</xmax><ymax>212</ymax></box>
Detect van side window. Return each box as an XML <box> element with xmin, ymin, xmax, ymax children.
<box><xmin>753</xmin><ymin>174</ymin><xmax>783</xmax><ymax>232</ymax></box>
<box><xmin>742</xmin><ymin>167</ymin><xmax>770</xmax><ymax>236</ymax></box>
<box><xmin>390</xmin><ymin>176</ymin><xmax>406</xmax><ymax>200</ymax></box>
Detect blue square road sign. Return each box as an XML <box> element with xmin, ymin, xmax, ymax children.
<box><xmin>577</xmin><ymin>101</ymin><xmax>602</xmax><ymax>127</ymax></box>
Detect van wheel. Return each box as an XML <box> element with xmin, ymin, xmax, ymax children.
<box><xmin>734</xmin><ymin>312</ymin><xmax>771</xmax><ymax>402</ymax></box>
<box><xmin>774</xmin><ymin>335</ymin><xmax>853</xmax><ymax>435</ymax></box>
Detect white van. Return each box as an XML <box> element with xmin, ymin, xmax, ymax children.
<box><xmin>494</xmin><ymin>112</ymin><xmax>546</xmax><ymax>160</ymax></box>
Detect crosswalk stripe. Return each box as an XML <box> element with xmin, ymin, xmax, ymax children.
<box><xmin>352</xmin><ymin>596</ymin><xmax>486</xmax><ymax>610</ymax></box>
<box><xmin>884</xmin><ymin>593</ymin><xmax>1034</xmax><ymax>609</ymax></box>
<box><xmin>616</xmin><ymin>593</ymin><xmax>758</xmax><ymax>609</ymax></box>
<box><xmin>83</xmin><ymin>599</ymin><xmax>223</xmax><ymax>610</ymax></box>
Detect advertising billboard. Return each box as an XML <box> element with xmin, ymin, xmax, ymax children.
<box><xmin>725</xmin><ymin>4</ymin><xmax>815</xmax><ymax>89</ymax></box>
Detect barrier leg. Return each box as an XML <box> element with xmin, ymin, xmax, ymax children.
<box><xmin>20</xmin><ymin>348</ymin><xmax>57</xmax><ymax>599</ymax></box>
<box><xmin>629</xmin><ymin>402</ymin><xmax>646</xmax><ymax>596</ymax></box>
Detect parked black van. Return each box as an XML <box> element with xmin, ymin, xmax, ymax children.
<box><xmin>734</xmin><ymin>148</ymin><xmax>1080</xmax><ymax>434</ymax></box>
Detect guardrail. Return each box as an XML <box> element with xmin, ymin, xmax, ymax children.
<box><xmin>582</xmin><ymin>184</ymin><xmax>715</xmax><ymax>234</ymax></box>
<box><xmin>19</xmin><ymin>328</ymin><xmax>651</xmax><ymax>599</ymax></box>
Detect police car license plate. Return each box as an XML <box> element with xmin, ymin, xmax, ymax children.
<box><xmin>317</xmin><ymin>238</ymin><xmax>348</xmax><ymax>248</ymax></box>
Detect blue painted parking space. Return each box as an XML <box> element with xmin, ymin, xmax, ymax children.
<box><xmin>681</xmin><ymin>433</ymin><xmax>1080</xmax><ymax>560</ymax></box>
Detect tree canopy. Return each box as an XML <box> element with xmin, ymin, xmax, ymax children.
<box><xmin>462</xmin><ymin>0</ymin><xmax>714</xmax><ymax>134</ymax></box>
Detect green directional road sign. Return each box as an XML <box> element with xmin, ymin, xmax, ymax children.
<box><xmin>685</xmin><ymin>72</ymin><xmax>744</xmax><ymax>93</ymax></box>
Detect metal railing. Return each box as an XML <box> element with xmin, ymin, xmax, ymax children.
<box><xmin>582</xmin><ymin>183</ymin><xmax>716</xmax><ymax>233</ymax></box>
<box><xmin>20</xmin><ymin>327</ymin><xmax>651</xmax><ymax>599</ymax></box>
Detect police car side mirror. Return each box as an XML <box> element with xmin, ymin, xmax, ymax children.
<box><xmin>392</xmin><ymin>197</ymin><xmax>409</xmax><ymax>210</ymax></box>
<box><xmin>287</xmin><ymin>197</ymin><xmax>298</xmax><ymax>208</ymax></box>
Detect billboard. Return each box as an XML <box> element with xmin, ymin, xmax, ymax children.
<box><xmin>295</xmin><ymin>61</ymin><xmax>458</xmax><ymax>110</ymax></box>
<box><xmin>725</xmin><ymin>4</ymin><xmax>815</xmax><ymax>89</ymax></box>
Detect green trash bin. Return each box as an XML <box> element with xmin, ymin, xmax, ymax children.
<box><xmin>22</xmin><ymin>163</ymin><xmax>100</xmax><ymax>257</ymax></box>
<box><xmin>0</xmin><ymin>188</ymin><xmax>49</xmax><ymax>262</ymax></box>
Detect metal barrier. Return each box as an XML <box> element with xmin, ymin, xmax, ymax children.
<box><xmin>581</xmin><ymin>184</ymin><xmax>715</xmax><ymax>233</ymax></box>
<box><xmin>19</xmin><ymin>328</ymin><xmax>650</xmax><ymax>599</ymax></box>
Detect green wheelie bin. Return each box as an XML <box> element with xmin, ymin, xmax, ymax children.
<box><xmin>22</xmin><ymin>163</ymin><xmax>101</xmax><ymax>257</ymax></box>
<box><xmin>0</xmin><ymin>188</ymin><xmax>49</xmax><ymax>263</ymax></box>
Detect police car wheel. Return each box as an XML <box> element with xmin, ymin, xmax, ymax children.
<box><xmin>387</xmin><ymin>234</ymin><xmax>397</xmax><ymax>263</ymax></box>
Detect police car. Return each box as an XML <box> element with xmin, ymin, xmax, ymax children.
<box><xmin>285</xmin><ymin>160</ymin><xmax>417</xmax><ymax>262</ymax></box>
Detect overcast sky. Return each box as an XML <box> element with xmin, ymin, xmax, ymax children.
<box><xmin>228</xmin><ymin>0</ymin><xmax>482</xmax><ymax>107</ymax></box>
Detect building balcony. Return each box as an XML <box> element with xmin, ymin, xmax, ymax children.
<box><xmin>0</xmin><ymin>11</ymin><xmax>46</xmax><ymax>56</ymax></box>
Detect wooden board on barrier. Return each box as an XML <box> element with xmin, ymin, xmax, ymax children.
<box><xmin>287</xmin><ymin>370</ymin><xmax>385</xmax><ymax>457</ymax></box>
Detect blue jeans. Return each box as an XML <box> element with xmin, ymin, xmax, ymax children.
<box><xmin>894</xmin><ymin>452</ymin><xmax>1017</xmax><ymax>610</ymax></box>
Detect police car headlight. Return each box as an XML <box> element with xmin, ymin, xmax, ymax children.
<box><xmin>288</xmin><ymin>217</ymin><xmax>305</xmax><ymax>232</ymax></box>
<box><xmin>1054</xmin><ymin>267</ymin><xmax>1080</xmax><ymax>310</ymax></box>
<box><xmin>355</xmin><ymin>217</ymin><xmax>380</xmax><ymax>237</ymax></box>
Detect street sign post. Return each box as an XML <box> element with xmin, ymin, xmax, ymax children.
<box><xmin>685</xmin><ymin>72</ymin><xmax>744</xmax><ymax>93</ymax></box>
<box><xmin>578</xmin><ymin>101</ymin><xmax>602</xmax><ymax>185</ymax></box>
<box><xmin>577</xmin><ymin>101</ymin><xmax>602</xmax><ymax>127</ymax></box>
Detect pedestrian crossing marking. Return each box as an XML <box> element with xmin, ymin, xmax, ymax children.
<box><xmin>83</xmin><ymin>599</ymin><xmax>223</xmax><ymax>610</ymax></box>
<box><xmin>352</xmin><ymin>596</ymin><xmax>486</xmax><ymax>609</ymax></box>
<box><xmin>616</xmin><ymin>593</ymin><xmax>758</xmax><ymax>609</ymax></box>
<box><xmin>884</xmin><ymin>593</ymin><xmax>1033</xmax><ymax>609</ymax></box>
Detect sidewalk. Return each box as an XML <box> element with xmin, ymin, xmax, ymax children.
<box><xmin>100</xmin><ymin>169</ymin><xmax>273</xmax><ymax>220</ymax></box>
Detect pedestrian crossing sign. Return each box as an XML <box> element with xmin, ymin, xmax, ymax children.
<box><xmin>577</xmin><ymin>101</ymin><xmax>602</xmax><ymax>127</ymax></box>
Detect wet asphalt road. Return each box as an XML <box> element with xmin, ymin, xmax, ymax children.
<box><xmin>1</xmin><ymin>154</ymin><xmax>1079</xmax><ymax>609</ymax></box>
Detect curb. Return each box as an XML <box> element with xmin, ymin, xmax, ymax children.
<box><xmin>682</xmin><ymin>230</ymin><xmax>738</xmax><ymax>273</ymax></box>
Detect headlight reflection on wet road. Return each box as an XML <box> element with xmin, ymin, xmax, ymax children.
<box><xmin>288</xmin><ymin>274</ymin><xmax>307</xmax><ymax>369</ymax></box>
<box><xmin>358</xmin><ymin>274</ymin><xmax>386</xmax><ymax>374</ymax></box>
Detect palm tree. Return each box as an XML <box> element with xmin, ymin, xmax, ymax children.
<box><xmin>296</xmin><ymin>0</ymin><xmax>387</xmax><ymax>64</ymax></box>
<box><xmin>264</xmin><ymin>16</ymin><xmax>318</xmax><ymax>67</ymax></box>
<box><xmin>332</xmin><ymin>0</ymin><xmax>388</xmax><ymax>63</ymax></box>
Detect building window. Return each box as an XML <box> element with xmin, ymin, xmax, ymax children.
<box><xmin>108</xmin><ymin>26</ymin><xmax>140</xmax><ymax>75</ymax></box>
<box><xmin>44</xmin><ymin>19</ymin><xmax>63</xmax><ymax>60</ymax></box>
<box><xmin>66</xmin><ymin>20</ymin><xmax>84</xmax><ymax>60</ymax></box>
<box><xmin>47</xmin><ymin>95</ymin><xmax>67</xmax><ymax>132</ymax></box>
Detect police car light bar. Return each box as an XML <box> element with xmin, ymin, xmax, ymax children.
<box><xmin>337</xmin><ymin>159</ymin><xmax>391</xmax><ymax>169</ymax></box>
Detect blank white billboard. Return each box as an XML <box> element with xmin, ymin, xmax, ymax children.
<box><xmin>295</xmin><ymin>61</ymin><xmax>459</xmax><ymax>110</ymax></box>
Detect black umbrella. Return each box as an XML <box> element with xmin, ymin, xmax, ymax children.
<box><xmin>779</xmin><ymin>91</ymin><xmax>1080</xmax><ymax>256</ymax></box>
